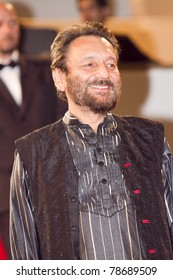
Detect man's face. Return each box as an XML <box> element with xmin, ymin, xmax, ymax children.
<box><xmin>62</xmin><ymin>35</ymin><xmax>121</xmax><ymax>114</ymax></box>
<box><xmin>78</xmin><ymin>0</ymin><xmax>104</xmax><ymax>22</ymax></box>
<box><xmin>0</xmin><ymin>5</ymin><xmax>20</xmax><ymax>55</ymax></box>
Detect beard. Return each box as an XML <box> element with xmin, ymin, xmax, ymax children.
<box><xmin>66</xmin><ymin>75</ymin><xmax>121</xmax><ymax>114</ymax></box>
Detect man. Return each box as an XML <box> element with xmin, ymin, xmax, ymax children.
<box><xmin>0</xmin><ymin>2</ymin><xmax>67</xmax><ymax>258</ymax></box>
<box><xmin>77</xmin><ymin>0</ymin><xmax>111</xmax><ymax>23</ymax></box>
<box><xmin>10</xmin><ymin>21</ymin><xmax>173</xmax><ymax>259</ymax></box>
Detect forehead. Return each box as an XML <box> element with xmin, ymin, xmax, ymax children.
<box><xmin>67</xmin><ymin>35</ymin><xmax>116</xmax><ymax>60</ymax></box>
<box><xmin>0</xmin><ymin>5</ymin><xmax>17</xmax><ymax>20</ymax></box>
<box><xmin>78</xmin><ymin>0</ymin><xmax>97</xmax><ymax>9</ymax></box>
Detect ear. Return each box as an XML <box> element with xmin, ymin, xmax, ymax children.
<box><xmin>52</xmin><ymin>68</ymin><xmax>67</xmax><ymax>92</ymax></box>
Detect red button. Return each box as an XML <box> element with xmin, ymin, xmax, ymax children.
<box><xmin>148</xmin><ymin>249</ymin><xmax>156</xmax><ymax>254</ymax></box>
<box><xmin>142</xmin><ymin>219</ymin><xmax>150</xmax><ymax>224</ymax></box>
<box><xmin>133</xmin><ymin>189</ymin><xmax>141</xmax><ymax>194</ymax></box>
<box><xmin>123</xmin><ymin>163</ymin><xmax>131</xmax><ymax>168</ymax></box>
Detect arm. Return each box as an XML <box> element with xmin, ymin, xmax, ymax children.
<box><xmin>9</xmin><ymin>151</ymin><xmax>39</xmax><ymax>259</ymax></box>
<box><xmin>162</xmin><ymin>139</ymin><xmax>173</xmax><ymax>245</ymax></box>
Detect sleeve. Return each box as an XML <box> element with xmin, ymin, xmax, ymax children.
<box><xmin>162</xmin><ymin>139</ymin><xmax>173</xmax><ymax>246</ymax></box>
<box><xmin>9</xmin><ymin>151</ymin><xmax>39</xmax><ymax>259</ymax></box>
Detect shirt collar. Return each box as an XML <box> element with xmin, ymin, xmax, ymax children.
<box><xmin>63</xmin><ymin>111</ymin><xmax>117</xmax><ymax>132</ymax></box>
<box><xmin>63</xmin><ymin>111</ymin><xmax>79</xmax><ymax>126</ymax></box>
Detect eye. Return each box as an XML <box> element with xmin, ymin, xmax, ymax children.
<box><xmin>8</xmin><ymin>19</ymin><xmax>18</xmax><ymax>28</ymax></box>
<box><xmin>84</xmin><ymin>62</ymin><xmax>96</xmax><ymax>68</ymax></box>
<box><xmin>82</xmin><ymin>62</ymin><xmax>97</xmax><ymax>71</ymax></box>
<box><xmin>106</xmin><ymin>63</ymin><xmax>117</xmax><ymax>71</ymax></box>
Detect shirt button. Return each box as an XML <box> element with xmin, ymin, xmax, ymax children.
<box><xmin>98</xmin><ymin>161</ymin><xmax>104</xmax><ymax>166</ymax></box>
<box><xmin>97</xmin><ymin>147</ymin><xmax>101</xmax><ymax>152</ymax></box>
<box><xmin>71</xmin><ymin>197</ymin><xmax>76</xmax><ymax>202</ymax></box>
<box><xmin>71</xmin><ymin>225</ymin><xmax>76</xmax><ymax>231</ymax></box>
<box><xmin>101</xmin><ymin>178</ymin><xmax>107</xmax><ymax>184</ymax></box>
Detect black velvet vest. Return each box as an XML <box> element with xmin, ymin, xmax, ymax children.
<box><xmin>15</xmin><ymin>115</ymin><xmax>173</xmax><ymax>259</ymax></box>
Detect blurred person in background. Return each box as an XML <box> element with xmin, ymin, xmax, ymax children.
<box><xmin>76</xmin><ymin>0</ymin><xmax>111</xmax><ymax>23</ymax></box>
<box><xmin>0</xmin><ymin>2</ymin><xmax>67</xmax><ymax>259</ymax></box>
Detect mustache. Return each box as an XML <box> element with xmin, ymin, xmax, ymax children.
<box><xmin>87</xmin><ymin>79</ymin><xmax>115</xmax><ymax>87</ymax></box>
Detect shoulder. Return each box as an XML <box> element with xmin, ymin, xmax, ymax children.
<box><xmin>114</xmin><ymin>114</ymin><xmax>164</xmax><ymax>131</ymax></box>
<box><xmin>15</xmin><ymin>119</ymin><xmax>64</xmax><ymax>149</ymax></box>
<box><xmin>113</xmin><ymin>114</ymin><xmax>165</xmax><ymax>155</ymax></box>
<box><xmin>113</xmin><ymin>114</ymin><xmax>164</xmax><ymax>145</ymax></box>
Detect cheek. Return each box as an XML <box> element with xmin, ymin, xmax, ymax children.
<box><xmin>62</xmin><ymin>79</ymin><xmax>68</xmax><ymax>93</ymax></box>
<box><xmin>71</xmin><ymin>73</ymin><xmax>91</xmax><ymax>87</ymax></box>
<box><xmin>112</xmin><ymin>72</ymin><xmax>121</xmax><ymax>86</ymax></box>
<box><xmin>14</xmin><ymin>28</ymin><xmax>20</xmax><ymax>37</ymax></box>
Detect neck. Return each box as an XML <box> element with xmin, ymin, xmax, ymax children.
<box><xmin>0</xmin><ymin>50</ymin><xmax>16</xmax><ymax>62</ymax></box>
<box><xmin>0</xmin><ymin>52</ymin><xmax>12</xmax><ymax>60</ymax></box>
<box><xmin>68</xmin><ymin>103</ymin><xmax>106</xmax><ymax>132</ymax></box>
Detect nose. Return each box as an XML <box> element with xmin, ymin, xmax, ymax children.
<box><xmin>94</xmin><ymin>63</ymin><xmax>109</xmax><ymax>79</ymax></box>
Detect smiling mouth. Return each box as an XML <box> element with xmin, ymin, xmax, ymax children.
<box><xmin>89</xmin><ymin>85</ymin><xmax>111</xmax><ymax>90</ymax></box>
